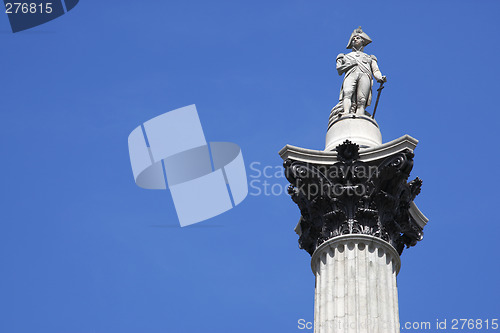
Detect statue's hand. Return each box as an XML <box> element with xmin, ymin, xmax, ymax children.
<box><xmin>377</xmin><ymin>76</ymin><xmax>387</xmax><ymax>83</ymax></box>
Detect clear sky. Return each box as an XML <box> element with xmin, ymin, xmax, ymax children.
<box><xmin>1</xmin><ymin>1</ymin><xmax>499</xmax><ymax>332</ymax></box>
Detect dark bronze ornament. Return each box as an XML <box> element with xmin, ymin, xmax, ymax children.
<box><xmin>284</xmin><ymin>140</ymin><xmax>423</xmax><ymax>256</ymax></box>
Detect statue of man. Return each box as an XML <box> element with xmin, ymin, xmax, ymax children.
<box><xmin>336</xmin><ymin>27</ymin><xmax>386</xmax><ymax>116</ymax></box>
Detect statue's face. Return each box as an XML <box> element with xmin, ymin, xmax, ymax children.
<box><xmin>352</xmin><ymin>35</ymin><xmax>364</xmax><ymax>49</ymax></box>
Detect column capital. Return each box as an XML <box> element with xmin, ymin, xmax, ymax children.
<box><xmin>283</xmin><ymin>140</ymin><xmax>426</xmax><ymax>256</ymax></box>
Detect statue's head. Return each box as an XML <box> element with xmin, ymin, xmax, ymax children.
<box><xmin>346</xmin><ymin>27</ymin><xmax>372</xmax><ymax>50</ymax></box>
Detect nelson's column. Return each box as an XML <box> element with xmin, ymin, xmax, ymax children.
<box><xmin>279</xmin><ymin>27</ymin><xmax>429</xmax><ymax>333</ymax></box>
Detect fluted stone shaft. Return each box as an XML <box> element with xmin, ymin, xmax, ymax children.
<box><xmin>311</xmin><ymin>235</ymin><xmax>401</xmax><ymax>333</ymax></box>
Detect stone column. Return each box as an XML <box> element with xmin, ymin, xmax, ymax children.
<box><xmin>280</xmin><ymin>137</ymin><xmax>428</xmax><ymax>333</ymax></box>
<box><xmin>312</xmin><ymin>235</ymin><xmax>400</xmax><ymax>333</ymax></box>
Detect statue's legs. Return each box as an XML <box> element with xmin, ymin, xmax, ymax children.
<box><xmin>342</xmin><ymin>74</ymin><xmax>357</xmax><ymax>114</ymax></box>
<box><xmin>355</xmin><ymin>74</ymin><xmax>371</xmax><ymax>116</ymax></box>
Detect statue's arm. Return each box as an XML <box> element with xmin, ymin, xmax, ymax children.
<box><xmin>336</xmin><ymin>53</ymin><xmax>355</xmax><ymax>75</ymax></box>
<box><xmin>370</xmin><ymin>55</ymin><xmax>387</xmax><ymax>83</ymax></box>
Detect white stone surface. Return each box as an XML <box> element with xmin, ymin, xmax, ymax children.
<box><xmin>279</xmin><ymin>135</ymin><xmax>418</xmax><ymax>165</ymax></box>
<box><xmin>325</xmin><ymin>115</ymin><xmax>382</xmax><ymax>150</ymax></box>
<box><xmin>311</xmin><ymin>235</ymin><xmax>401</xmax><ymax>333</ymax></box>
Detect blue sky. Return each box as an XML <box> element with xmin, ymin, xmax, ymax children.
<box><xmin>1</xmin><ymin>1</ymin><xmax>499</xmax><ymax>332</ymax></box>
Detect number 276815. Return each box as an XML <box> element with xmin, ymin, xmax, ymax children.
<box><xmin>5</xmin><ymin>3</ymin><xmax>53</xmax><ymax>14</ymax></box>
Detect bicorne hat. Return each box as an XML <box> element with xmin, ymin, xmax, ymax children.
<box><xmin>346</xmin><ymin>26</ymin><xmax>372</xmax><ymax>49</ymax></box>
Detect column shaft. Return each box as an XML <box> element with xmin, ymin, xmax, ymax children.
<box><xmin>311</xmin><ymin>235</ymin><xmax>401</xmax><ymax>333</ymax></box>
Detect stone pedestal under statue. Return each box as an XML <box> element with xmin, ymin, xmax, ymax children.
<box><xmin>325</xmin><ymin>114</ymin><xmax>382</xmax><ymax>150</ymax></box>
